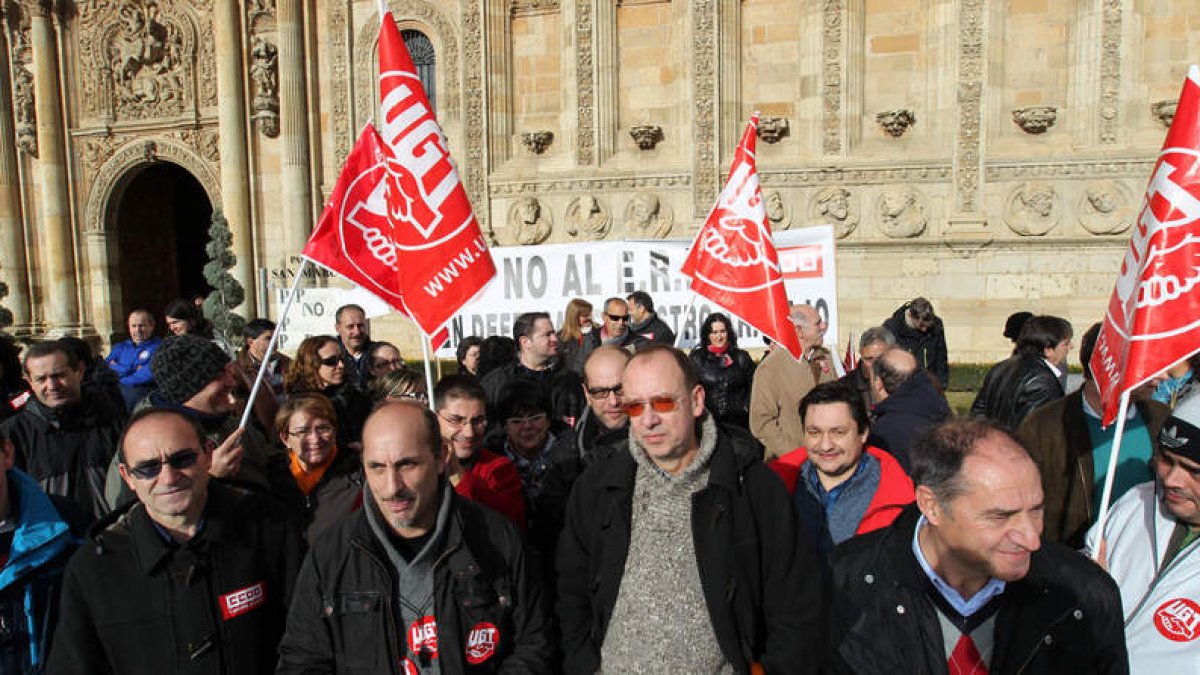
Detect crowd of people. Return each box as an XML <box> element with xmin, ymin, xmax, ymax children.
<box><xmin>0</xmin><ymin>291</ymin><xmax>1194</xmax><ymax>673</ymax></box>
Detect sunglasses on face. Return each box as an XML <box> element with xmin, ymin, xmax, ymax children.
<box><xmin>586</xmin><ymin>384</ymin><xmax>623</xmax><ymax>400</ymax></box>
<box><xmin>606</xmin><ymin>313</ymin><xmax>630</xmax><ymax>322</ymax></box>
<box><xmin>126</xmin><ymin>449</ymin><xmax>202</xmax><ymax>480</ymax></box>
<box><xmin>318</xmin><ymin>355</ymin><xmax>341</xmax><ymax>367</ymax></box>
<box><xmin>621</xmin><ymin>396</ymin><xmax>680</xmax><ymax>417</ymax></box>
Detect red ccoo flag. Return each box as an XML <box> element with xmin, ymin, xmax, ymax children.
<box><xmin>843</xmin><ymin>332</ymin><xmax>858</xmax><ymax>374</ymax></box>
<box><xmin>1091</xmin><ymin>65</ymin><xmax>1200</xmax><ymax>427</ymax></box>
<box><xmin>376</xmin><ymin>11</ymin><xmax>495</xmax><ymax>335</ymax></box>
<box><xmin>680</xmin><ymin>113</ymin><xmax>803</xmax><ymax>360</ymax></box>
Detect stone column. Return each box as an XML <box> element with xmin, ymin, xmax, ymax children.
<box><xmin>276</xmin><ymin>0</ymin><xmax>311</xmax><ymax>263</ymax></box>
<box><xmin>0</xmin><ymin>3</ymin><xmax>30</xmax><ymax>332</ymax></box>
<box><xmin>27</xmin><ymin>0</ymin><xmax>77</xmax><ymax>331</ymax></box>
<box><xmin>213</xmin><ymin>0</ymin><xmax>256</xmax><ymax>313</ymax></box>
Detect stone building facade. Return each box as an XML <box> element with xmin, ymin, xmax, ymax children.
<box><xmin>0</xmin><ymin>0</ymin><xmax>1195</xmax><ymax>363</ymax></box>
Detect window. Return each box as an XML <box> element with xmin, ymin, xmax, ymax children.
<box><xmin>401</xmin><ymin>29</ymin><xmax>436</xmax><ymax>114</ymax></box>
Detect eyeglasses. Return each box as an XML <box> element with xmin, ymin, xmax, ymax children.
<box><xmin>126</xmin><ymin>449</ymin><xmax>202</xmax><ymax>480</ymax></box>
<box><xmin>318</xmin><ymin>355</ymin><xmax>341</xmax><ymax>367</ymax></box>
<box><xmin>373</xmin><ymin>359</ymin><xmax>404</xmax><ymax>370</ymax></box>
<box><xmin>288</xmin><ymin>424</ymin><xmax>335</xmax><ymax>439</ymax></box>
<box><xmin>620</xmin><ymin>396</ymin><xmax>680</xmax><ymax>417</ymax></box>
<box><xmin>505</xmin><ymin>412</ymin><xmax>547</xmax><ymax>426</ymax></box>
<box><xmin>605</xmin><ymin>313</ymin><xmax>630</xmax><ymax>323</ymax></box>
<box><xmin>439</xmin><ymin>411</ymin><xmax>488</xmax><ymax>429</ymax></box>
<box><xmin>586</xmin><ymin>384</ymin><xmax>623</xmax><ymax>400</ymax></box>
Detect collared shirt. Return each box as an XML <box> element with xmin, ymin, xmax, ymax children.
<box><xmin>911</xmin><ymin>515</ymin><xmax>1006</xmax><ymax>617</ymax></box>
<box><xmin>1081</xmin><ymin>389</ymin><xmax>1138</xmax><ymax>422</ymax></box>
<box><xmin>1043</xmin><ymin>359</ymin><xmax>1062</xmax><ymax>379</ymax></box>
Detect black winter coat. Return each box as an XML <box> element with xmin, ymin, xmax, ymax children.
<box><xmin>625</xmin><ymin>313</ymin><xmax>676</xmax><ymax>349</ymax></box>
<box><xmin>883</xmin><ymin>305</ymin><xmax>949</xmax><ymax>388</ymax></box>
<box><xmin>556</xmin><ymin>423</ymin><xmax>827</xmax><ymax>674</ymax></box>
<box><xmin>690</xmin><ymin>346</ymin><xmax>757</xmax><ymax>428</ymax></box>
<box><xmin>265</xmin><ymin>449</ymin><xmax>363</xmax><ymax>544</ymax></box>
<box><xmin>47</xmin><ymin>483</ymin><xmax>306</xmax><ymax>675</ymax></box>
<box><xmin>557</xmin><ymin>330</ymin><xmax>601</xmax><ymax>375</ymax></box>
<box><xmin>971</xmin><ymin>352</ymin><xmax>1065</xmax><ymax>430</ymax></box>
<box><xmin>323</xmin><ymin>383</ymin><xmax>372</xmax><ymax>449</ymax></box>
<box><xmin>277</xmin><ymin>488</ymin><xmax>556</xmax><ymax>674</ymax></box>
<box><xmin>480</xmin><ymin>361</ymin><xmax>585</xmax><ymax>428</ymax></box>
<box><xmin>0</xmin><ymin>392</ymin><xmax>125</xmax><ymax>521</ymax></box>
<box><xmin>826</xmin><ymin>506</ymin><xmax>1129</xmax><ymax>675</ymax></box>
<box><xmin>868</xmin><ymin>373</ymin><xmax>952</xmax><ymax>473</ymax></box>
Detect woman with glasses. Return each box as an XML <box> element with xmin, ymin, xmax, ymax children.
<box><xmin>557</xmin><ymin>298</ymin><xmax>600</xmax><ymax>375</ymax></box>
<box><xmin>689</xmin><ymin>312</ymin><xmax>757</xmax><ymax>428</ymax></box>
<box><xmin>267</xmin><ymin>393</ymin><xmax>362</xmax><ymax>543</ymax></box>
<box><xmin>368</xmin><ymin>368</ymin><xmax>428</xmax><ymax>404</ymax></box>
<box><xmin>284</xmin><ymin>336</ymin><xmax>371</xmax><ymax>450</ymax></box>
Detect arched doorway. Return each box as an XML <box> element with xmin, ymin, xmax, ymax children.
<box><xmin>112</xmin><ymin>163</ymin><xmax>213</xmax><ymax>326</ymax></box>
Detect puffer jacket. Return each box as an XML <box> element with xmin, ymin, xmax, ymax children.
<box><xmin>971</xmin><ymin>352</ymin><xmax>1065</xmax><ymax>429</ymax></box>
<box><xmin>690</xmin><ymin>346</ymin><xmax>757</xmax><ymax>428</ymax></box>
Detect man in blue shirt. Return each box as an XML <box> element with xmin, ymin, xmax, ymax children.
<box><xmin>104</xmin><ymin>309</ymin><xmax>161</xmax><ymax>411</ymax></box>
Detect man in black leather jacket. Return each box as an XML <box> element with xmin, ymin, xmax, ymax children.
<box><xmin>971</xmin><ymin>315</ymin><xmax>1073</xmax><ymax>429</ymax></box>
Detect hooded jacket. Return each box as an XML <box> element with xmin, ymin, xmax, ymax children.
<box><xmin>882</xmin><ymin>304</ymin><xmax>949</xmax><ymax>389</ymax></box>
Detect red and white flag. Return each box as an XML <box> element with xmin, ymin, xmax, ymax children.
<box><xmin>680</xmin><ymin>113</ymin><xmax>803</xmax><ymax>360</ymax></box>
<box><xmin>1091</xmin><ymin>65</ymin><xmax>1200</xmax><ymax>426</ymax></box>
<box><xmin>375</xmin><ymin>11</ymin><xmax>495</xmax><ymax>335</ymax></box>
<box><xmin>843</xmin><ymin>332</ymin><xmax>858</xmax><ymax>374</ymax></box>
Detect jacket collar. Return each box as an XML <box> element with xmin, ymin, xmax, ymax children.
<box><xmin>600</xmin><ymin>415</ymin><xmax>750</xmax><ymax>493</ymax></box>
<box><xmin>125</xmin><ymin>482</ymin><xmax>239</xmax><ymax>575</ymax></box>
<box><xmin>0</xmin><ymin>469</ymin><xmax>73</xmax><ymax>590</ymax></box>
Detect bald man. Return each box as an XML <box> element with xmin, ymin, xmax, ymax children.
<box><xmin>867</xmin><ymin>347</ymin><xmax>950</xmax><ymax>473</ymax></box>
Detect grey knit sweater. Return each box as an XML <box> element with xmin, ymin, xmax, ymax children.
<box><xmin>600</xmin><ymin>415</ymin><xmax>733</xmax><ymax>674</ymax></box>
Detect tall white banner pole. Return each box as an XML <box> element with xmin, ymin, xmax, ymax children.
<box><xmin>239</xmin><ymin>258</ymin><xmax>310</xmax><ymax>430</ymax></box>
<box><xmin>1091</xmin><ymin>389</ymin><xmax>1133</xmax><ymax>561</ymax></box>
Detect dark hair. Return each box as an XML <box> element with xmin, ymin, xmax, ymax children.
<box><xmin>477</xmin><ymin>336</ymin><xmax>516</xmax><ymax>378</ymax></box>
<box><xmin>118</xmin><ymin>407</ymin><xmax>206</xmax><ymax>464</ymax></box>
<box><xmin>628</xmin><ymin>344</ymin><xmax>698</xmax><ymax>390</ymax></box>
<box><xmin>335</xmin><ymin>305</ymin><xmax>365</xmax><ymax>324</ymax></box>
<box><xmin>798</xmin><ymin>381</ymin><xmax>870</xmax><ymax>434</ymax></box>
<box><xmin>0</xmin><ymin>335</ymin><xmax>23</xmax><ymax>388</ymax></box>
<box><xmin>434</xmin><ymin>373</ymin><xmax>487</xmax><ymax>410</ymax></box>
<box><xmin>164</xmin><ymin>299</ymin><xmax>214</xmax><ymax>338</ymax></box>
<box><xmin>907</xmin><ymin>297</ymin><xmax>935</xmax><ymax>322</ymax></box>
<box><xmin>1003</xmin><ymin>311</ymin><xmax>1034</xmax><ymax>342</ymax></box>
<box><xmin>872</xmin><ymin>348</ymin><xmax>916</xmax><ymax>394</ymax></box>
<box><xmin>22</xmin><ymin>340</ymin><xmax>78</xmax><ymax>373</ymax></box>
<box><xmin>275</xmin><ymin>392</ymin><xmax>338</xmax><ymax>439</ymax></box>
<box><xmin>1080</xmin><ymin>321</ymin><xmax>1102</xmax><ymax>381</ymax></box>
<box><xmin>512</xmin><ymin>312</ymin><xmax>550</xmax><ymax>343</ymax></box>
<box><xmin>627</xmin><ymin>290</ymin><xmax>654</xmax><ymax>313</ymax></box>
<box><xmin>859</xmin><ymin>326</ymin><xmax>895</xmax><ymax>350</ymax></box>
<box><xmin>456</xmin><ymin>336</ymin><xmax>484</xmax><ymax>372</ymax></box>
<box><xmin>497</xmin><ymin>382</ymin><xmax>551</xmax><ymax>422</ymax></box>
<box><xmin>284</xmin><ymin>335</ymin><xmax>339</xmax><ymax>393</ymax></box>
<box><xmin>364</xmin><ymin>401</ymin><xmax>442</xmax><ymax>458</ymax></box>
<box><xmin>127</xmin><ymin>308</ymin><xmax>155</xmax><ymax>323</ymax></box>
<box><xmin>57</xmin><ymin>336</ymin><xmax>98</xmax><ymax>369</ymax></box>
<box><xmin>367</xmin><ymin>341</ymin><xmax>402</xmax><ymax>366</ymax></box>
<box><xmin>1015</xmin><ymin>316</ymin><xmax>1072</xmax><ymax>357</ymax></box>
<box><xmin>243</xmin><ymin>318</ymin><xmax>276</xmax><ymax>341</ymax></box>
<box><xmin>699</xmin><ymin>312</ymin><xmax>738</xmax><ymax>349</ymax></box>
<box><xmin>910</xmin><ymin>418</ymin><xmax>1029</xmax><ymax>502</ymax></box>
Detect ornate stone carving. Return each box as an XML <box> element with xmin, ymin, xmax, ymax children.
<box><xmin>461</xmin><ymin>0</ymin><xmax>489</xmax><ymax>239</ymax></box>
<box><xmin>763</xmin><ymin>164</ymin><xmax>951</xmax><ymax>187</ymax></box>
<box><xmin>248</xmin><ymin>0</ymin><xmax>276</xmax><ymax>24</ymax></box>
<box><xmin>1152</xmin><ymin>99</ymin><xmax>1177</xmax><ymax>128</ymax></box>
<box><xmin>85</xmin><ymin>137</ymin><xmax>220</xmax><ymax>234</ymax></box>
<box><xmin>489</xmin><ymin>173</ymin><xmax>690</xmax><ymax>196</ymax></box>
<box><xmin>624</xmin><ymin>191</ymin><xmax>672</xmax><ymax>239</ymax></box>
<box><xmin>629</xmin><ymin>124</ymin><xmax>663</xmax><ymax>150</ymax></box>
<box><xmin>876</xmin><ymin>188</ymin><xmax>927</xmax><ymax>239</ymax></box>
<box><xmin>691</xmin><ymin>0</ymin><xmax>718</xmax><ymax>215</ymax></box>
<box><xmin>327</xmin><ymin>0</ymin><xmax>350</xmax><ymax>163</ymax></box>
<box><xmin>520</xmin><ymin>131</ymin><xmax>553</xmax><ymax>155</ymax></box>
<box><xmin>249</xmin><ymin>36</ymin><xmax>279</xmax><ymax>138</ymax></box>
<box><xmin>1078</xmin><ymin>180</ymin><xmax>1133</xmax><ymax>236</ymax></box>
<box><xmin>1098</xmin><ymin>0</ymin><xmax>1121</xmax><ymax>144</ymax></box>
<box><xmin>1012</xmin><ymin>106</ymin><xmax>1058</xmax><ymax>134</ymax></box>
<box><xmin>810</xmin><ymin>186</ymin><xmax>858</xmax><ymax>239</ymax></box>
<box><xmin>822</xmin><ymin>0</ymin><xmax>843</xmax><ymax>155</ymax></box>
<box><xmin>509</xmin><ymin>0</ymin><xmax>559</xmax><ymax>17</ymax></box>
<box><xmin>575</xmin><ymin>0</ymin><xmax>594</xmax><ymax>165</ymax></box>
<box><xmin>508</xmin><ymin>197</ymin><xmax>552</xmax><ymax>245</ymax></box>
<box><xmin>170</xmin><ymin>127</ymin><xmax>220</xmax><ymax>163</ymax></box>
<box><xmin>10</xmin><ymin>53</ymin><xmax>35</xmax><ymax>156</ymax></box>
<box><xmin>757</xmin><ymin>117</ymin><xmax>790</xmax><ymax>144</ymax></box>
<box><xmin>763</xmin><ymin>190</ymin><xmax>792</xmax><ymax>230</ymax></box>
<box><xmin>876</xmin><ymin>109</ymin><xmax>915</xmax><ymax>138</ymax></box>
<box><xmin>985</xmin><ymin>159</ymin><xmax>1155</xmax><ymax>181</ymax></box>
<box><xmin>1005</xmin><ymin>182</ymin><xmax>1060</xmax><ymax>236</ymax></box>
<box><xmin>565</xmin><ymin>194</ymin><xmax>612</xmax><ymax>240</ymax></box>
<box><xmin>953</xmin><ymin>0</ymin><xmax>985</xmax><ymax>213</ymax></box>
<box><xmin>110</xmin><ymin>3</ymin><xmax>187</xmax><ymax>116</ymax></box>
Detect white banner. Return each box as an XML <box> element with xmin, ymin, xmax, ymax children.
<box><xmin>273</xmin><ymin>285</ymin><xmax>392</xmax><ymax>353</ymax></box>
<box><xmin>437</xmin><ymin>226</ymin><xmax>838</xmax><ymax>356</ymax></box>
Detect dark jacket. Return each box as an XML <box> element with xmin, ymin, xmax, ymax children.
<box><xmin>557</xmin><ymin>330</ymin><xmax>601</xmax><ymax>375</ymax></box>
<box><xmin>689</xmin><ymin>346</ymin><xmax>757</xmax><ymax>428</ymax></box>
<box><xmin>0</xmin><ymin>392</ymin><xmax>126</xmax><ymax>521</ymax></box>
<box><xmin>827</xmin><ymin>506</ymin><xmax>1129</xmax><ymax>675</ymax></box>
<box><xmin>868</xmin><ymin>373</ymin><xmax>952</xmax><ymax>473</ymax></box>
<box><xmin>626</xmin><ymin>312</ymin><xmax>676</xmax><ymax>349</ymax></box>
<box><xmin>47</xmin><ymin>482</ymin><xmax>306</xmax><ymax>675</ymax></box>
<box><xmin>837</xmin><ymin>364</ymin><xmax>873</xmax><ymax>416</ymax></box>
<box><xmin>337</xmin><ymin>338</ymin><xmax>370</xmax><ymax>391</ymax></box>
<box><xmin>323</xmin><ymin>383</ymin><xmax>372</xmax><ymax>450</ymax></box>
<box><xmin>1018</xmin><ymin>389</ymin><xmax>1171</xmax><ymax>548</ymax></box>
<box><xmin>883</xmin><ymin>305</ymin><xmax>949</xmax><ymax>388</ymax></box>
<box><xmin>0</xmin><ymin>469</ymin><xmax>88</xmax><ymax>675</ymax></box>
<box><xmin>276</xmin><ymin>487</ymin><xmax>555</xmax><ymax>674</ymax></box>
<box><xmin>480</xmin><ymin>361</ymin><xmax>584</xmax><ymax>428</ymax></box>
<box><xmin>971</xmin><ymin>353</ymin><xmax>1065</xmax><ymax>429</ymax></box>
<box><xmin>556</xmin><ymin>423</ymin><xmax>826</xmax><ymax>674</ymax></box>
<box><xmin>265</xmin><ymin>449</ymin><xmax>363</xmax><ymax>544</ymax></box>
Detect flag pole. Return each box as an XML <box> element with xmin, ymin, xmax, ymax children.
<box><xmin>1091</xmin><ymin>389</ymin><xmax>1132</xmax><ymax>561</ymax></box>
<box><xmin>674</xmin><ymin>295</ymin><xmax>699</xmax><ymax>349</ymax></box>
<box><xmin>420</xmin><ymin>332</ymin><xmax>436</xmax><ymax>411</ymax></box>
<box><xmin>239</xmin><ymin>258</ymin><xmax>310</xmax><ymax>430</ymax></box>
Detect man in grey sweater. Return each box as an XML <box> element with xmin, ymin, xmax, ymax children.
<box><xmin>557</xmin><ymin>345</ymin><xmax>826</xmax><ymax>674</ymax></box>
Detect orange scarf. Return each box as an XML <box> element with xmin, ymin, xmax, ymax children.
<box><xmin>289</xmin><ymin>445</ymin><xmax>339</xmax><ymax>496</ymax></box>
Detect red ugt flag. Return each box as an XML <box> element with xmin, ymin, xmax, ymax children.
<box><xmin>680</xmin><ymin>113</ymin><xmax>803</xmax><ymax>360</ymax></box>
<box><xmin>376</xmin><ymin>11</ymin><xmax>495</xmax><ymax>335</ymax></box>
<box><xmin>303</xmin><ymin>124</ymin><xmax>409</xmax><ymax>313</ymax></box>
<box><xmin>1091</xmin><ymin>65</ymin><xmax>1200</xmax><ymax>427</ymax></box>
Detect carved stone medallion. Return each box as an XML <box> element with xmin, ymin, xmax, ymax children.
<box><xmin>508</xmin><ymin>197</ymin><xmax>552</xmax><ymax>245</ymax></box>
<box><xmin>809</xmin><ymin>186</ymin><xmax>858</xmax><ymax>239</ymax></box>
<box><xmin>875</xmin><ymin>188</ymin><xmax>928</xmax><ymax>239</ymax></box>
<box><xmin>1078</xmin><ymin>180</ymin><xmax>1134</xmax><ymax>236</ymax></box>
<box><xmin>763</xmin><ymin>190</ymin><xmax>792</xmax><ymax>230</ymax></box>
<box><xmin>623</xmin><ymin>192</ymin><xmax>673</xmax><ymax>239</ymax></box>
<box><xmin>1005</xmin><ymin>182</ymin><xmax>1061</xmax><ymax>236</ymax></box>
<box><xmin>565</xmin><ymin>195</ymin><xmax>612</xmax><ymax>240</ymax></box>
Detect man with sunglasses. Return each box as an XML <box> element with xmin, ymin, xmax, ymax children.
<box><xmin>557</xmin><ymin>345</ymin><xmax>825</xmax><ymax>674</ymax></box>
<box><xmin>598</xmin><ymin>297</ymin><xmax>632</xmax><ymax>347</ymax></box>
<box><xmin>48</xmin><ymin>408</ymin><xmax>304</xmax><ymax>674</ymax></box>
<box><xmin>625</xmin><ymin>290</ymin><xmax>676</xmax><ymax>349</ymax></box>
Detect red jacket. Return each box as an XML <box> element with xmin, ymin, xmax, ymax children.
<box><xmin>453</xmin><ymin>448</ymin><xmax>527</xmax><ymax>530</ymax></box>
<box><xmin>768</xmin><ymin>445</ymin><xmax>914</xmax><ymax>536</ymax></box>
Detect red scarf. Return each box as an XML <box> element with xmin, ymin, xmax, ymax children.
<box><xmin>707</xmin><ymin>344</ymin><xmax>733</xmax><ymax>367</ymax></box>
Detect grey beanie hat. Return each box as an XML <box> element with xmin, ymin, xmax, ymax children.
<box><xmin>151</xmin><ymin>334</ymin><xmax>231</xmax><ymax>405</ymax></box>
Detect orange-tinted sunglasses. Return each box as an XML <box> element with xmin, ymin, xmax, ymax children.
<box><xmin>621</xmin><ymin>396</ymin><xmax>679</xmax><ymax>417</ymax></box>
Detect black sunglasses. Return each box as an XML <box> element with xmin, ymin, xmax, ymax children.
<box><xmin>127</xmin><ymin>449</ymin><xmax>202</xmax><ymax>480</ymax></box>
<box><xmin>606</xmin><ymin>313</ymin><xmax>630</xmax><ymax>322</ymax></box>
<box><xmin>319</xmin><ymin>355</ymin><xmax>341</xmax><ymax>367</ymax></box>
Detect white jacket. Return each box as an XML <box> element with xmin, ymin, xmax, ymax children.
<box><xmin>1086</xmin><ymin>481</ymin><xmax>1200</xmax><ymax>672</ymax></box>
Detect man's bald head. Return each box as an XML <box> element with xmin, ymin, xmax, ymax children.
<box><xmin>874</xmin><ymin>346</ymin><xmax>918</xmax><ymax>395</ymax></box>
